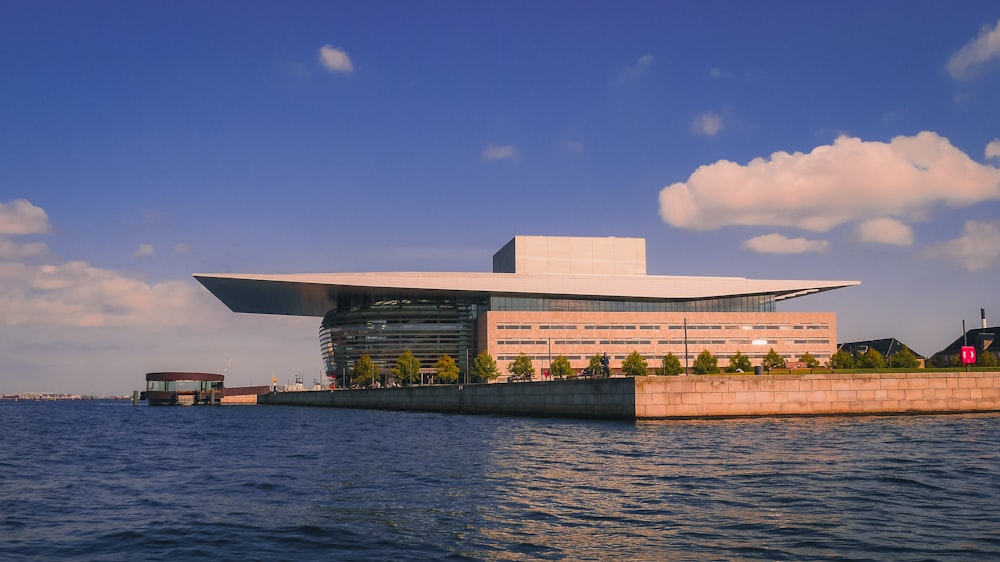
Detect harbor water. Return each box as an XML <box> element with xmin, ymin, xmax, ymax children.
<box><xmin>1</xmin><ymin>400</ymin><xmax>998</xmax><ymax>560</ymax></box>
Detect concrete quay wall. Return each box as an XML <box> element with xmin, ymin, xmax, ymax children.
<box><xmin>259</xmin><ymin>371</ymin><xmax>1000</xmax><ymax>419</ymax></box>
<box><xmin>259</xmin><ymin>378</ymin><xmax>636</xmax><ymax>419</ymax></box>
<box><xmin>635</xmin><ymin>371</ymin><xmax>1000</xmax><ymax>418</ymax></box>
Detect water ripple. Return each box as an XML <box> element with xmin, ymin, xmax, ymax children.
<box><xmin>1</xmin><ymin>402</ymin><xmax>998</xmax><ymax>560</ymax></box>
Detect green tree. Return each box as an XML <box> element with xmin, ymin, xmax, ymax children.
<box><xmin>507</xmin><ymin>353</ymin><xmax>535</xmax><ymax>381</ymax></box>
<box><xmin>692</xmin><ymin>349</ymin><xmax>719</xmax><ymax>374</ymax></box>
<box><xmin>830</xmin><ymin>349</ymin><xmax>856</xmax><ymax>369</ymax></box>
<box><xmin>761</xmin><ymin>348</ymin><xmax>786</xmax><ymax>371</ymax></box>
<box><xmin>621</xmin><ymin>351</ymin><xmax>648</xmax><ymax>377</ymax></box>
<box><xmin>392</xmin><ymin>350</ymin><xmax>421</xmax><ymax>385</ymax></box>
<box><xmin>470</xmin><ymin>351</ymin><xmax>500</xmax><ymax>383</ymax></box>
<box><xmin>799</xmin><ymin>351</ymin><xmax>820</xmax><ymax>369</ymax></box>
<box><xmin>587</xmin><ymin>353</ymin><xmax>603</xmax><ymax>375</ymax></box>
<box><xmin>550</xmin><ymin>355</ymin><xmax>574</xmax><ymax>379</ymax></box>
<box><xmin>434</xmin><ymin>354</ymin><xmax>460</xmax><ymax>384</ymax></box>
<box><xmin>857</xmin><ymin>347</ymin><xmax>885</xmax><ymax>369</ymax></box>
<box><xmin>658</xmin><ymin>352</ymin><xmax>684</xmax><ymax>376</ymax></box>
<box><xmin>977</xmin><ymin>350</ymin><xmax>998</xmax><ymax>367</ymax></box>
<box><xmin>726</xmin><ymin>351</ymin><xmax>752</xmax><ymax>373</ymax></box>
<box><xmin>890</xmin><ymin>345</ymin><xmax>920</xmax><ymax>369</ymax></box>
<box><xmin>352</xmin><ymin>353</ymin><xmax>378</xmax><ymax>387</ymax></box>
<box><xmin>930</xmin><ymin>353</ymin><xmax>963</xmax><ymax>368</ymax></box>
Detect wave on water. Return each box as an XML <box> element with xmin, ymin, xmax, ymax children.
<box><xmin>1</xmin><ymin>401</ymin><xmax>998</xmax><ymax>560</ymax></box>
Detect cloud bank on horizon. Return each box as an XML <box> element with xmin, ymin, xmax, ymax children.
<box><xmin>658</xmin><ymin>132</ymin><xmax>1000</xmax><ymax>269</ymax></box>
<box><xmin>0</xmin><ymin>198</ymin><xmax>321</xmax><ymax>393</ymax></box>
<box><xmin>0</xmin><ymin>199</ymin><xmax>216</xmax><ymax>329</ymax></box>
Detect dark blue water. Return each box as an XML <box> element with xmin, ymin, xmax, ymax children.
<box><xmin>1</xmin><ymin>401</ymin><xmax>998</xmax><ymax>561</ymax></box>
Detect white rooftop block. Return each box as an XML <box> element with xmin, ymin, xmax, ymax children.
<box><xmin>493</xmin><ymin>235</ymin><xmax>646</xmax><ymax>275</ymax></box>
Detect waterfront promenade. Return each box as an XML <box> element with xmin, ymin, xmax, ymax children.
<box><xmin>259</xmin><ymin>371</ymin><xmax>1000</xmax><ymax>420</ymax></box>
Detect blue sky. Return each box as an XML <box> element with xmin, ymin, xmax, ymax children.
<box><xmin>2</xmin><ymin>2</ymin><xmax>999</xmax><ymax>395</ymax></box>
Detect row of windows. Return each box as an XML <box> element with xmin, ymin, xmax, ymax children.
<box><xmin>491</xmin><ymin>295</ymin><xmax>776</xmax><ymax>313</ymax></box>
<box><xmin>495</xmin><ymin>352</ymin><xmax>832</xmax><ymax>363</ymax></box>
<box><xmin>497</xmin><ymin>323</ymin><xmax>830</xmax><ymax>331</ymax></box>
<box><xmin>496</xmin><ymin>338</ymin><xmax>829</xmax><ymax>346</ymax></box>
<box><xmin>675</xmin><ymin>324</ymin><xmax>830</xmax><ymax>331</ymax></box>
<box><xmin>498</xmin><ymin>355</ymin><xmax>589</xmax><ymax>362</ymax></box>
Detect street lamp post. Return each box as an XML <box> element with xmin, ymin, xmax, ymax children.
<box><xmin>684</xmin><ymin>317</ymin><xmax>689</xmax><ymax>375</ymax></box>
<box><xmin>548</xmin><ymin>339</ymin><xmax>552</xmax><ymax>381</ymax></box>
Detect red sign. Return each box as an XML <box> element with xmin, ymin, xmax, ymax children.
<box><xmin>961</xmin><ymin>346</ymin><xmax>977</xmax><ymax>365</ymax></box>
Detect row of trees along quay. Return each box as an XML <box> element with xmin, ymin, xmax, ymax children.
<box><xmin>343</xmin><ymin>344</ymin><xmax>997</xmax><ymax>388</ymax></box>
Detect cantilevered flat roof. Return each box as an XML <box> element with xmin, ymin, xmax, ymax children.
<box><xmin>194</xmin><ymin>271</ymin><xmax>860</xmax><ymax>317</ymax></box>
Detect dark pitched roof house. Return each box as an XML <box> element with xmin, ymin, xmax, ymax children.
<box><xmin>933</xmin><ymin>326</ymin><xmax>999</xmax><ymax>357</ymax></box>
<box><xmin>837</xmin><ymin>338</ymin><xmax>925</xmax><ymax>360</ymax></box>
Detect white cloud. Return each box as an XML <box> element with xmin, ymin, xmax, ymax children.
<box><xmin>0</xmin><ymin>240</ymin><xmax>48</xmax><ymax>260</ymax></box>
<box><xmin>0</xmin><ymin>259</ymin><xmax>214</xmax><ymax>328</ymax></box>
<box><xmin>0</xmin><ymin>200</ymin><xmax>322</xmax><ymax>395</ymax></box>
<box><xmin>856</xmin><ymin>218</ymin><xmax>914</xmax><ymax>246</ymax></box>
<box><xmin>986</xmin><ymin>139</ymin><xmax>1000</xmax><ymax>160</ymax></box>
<box><xmin>692</xmin><ymin>112</ymin><xmax>724</xmax><ymax>136</ymax></box>
<box><xmin>133</xmin><ymin>243</ymin><xmax>155</xmax><ymax>258</ymax></box>
<box><xmin>565</xmin><ymin>141</ymin><xmax>584</xmax><ymax>153</ymax></box>
<box><xmin>709</xmin><ymin>67</ymin><xmax>732</xmax><ymax>79</ymax></box>
<box><xmin>741</xmin><ymin>234</ymin><xmax>829</xmax><ymax>254</ymax></box>
<box><xmin>173</xmin><ymin>243</ymin><xmax>191</xmax><ymax>256</ymax></box>
<box><xmin>946</xmin><ymin>18</ymin><xmax>1000</xmax><ymax>80</ymax></box>
<box><xmin>280</xmin><ymin>60</ymin><xmax>309</xmax><ymax>77</ymax></box>
<box><xmin>659</xmin><ymin>131</ymin><xmax>1000</xmax><ymax>233</ymax></box>
<box><xmin>482</xmin><ymin>144</ymin><xmax>518</xmax><ymax>161</ymax></box>
<box><xmin>619</xmin><ymin>54</ymin><xmax>655</xmax><ymax>81</ymax></box>
<box><xmin>318</xmin><ymin>44</ymin><xmax>354</xmax><ymax>72</ymax></box>
<box><xmin>923</xmin><ymin>220</ymin><xmax>1000</xmax><ymax>271</ymax></box>
<box><xmin>0</xmin><ymin>199</ymin><xmax>50</xmax><ymax>235</ymax></box>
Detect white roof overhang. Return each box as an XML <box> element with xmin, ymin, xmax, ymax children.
<box><xmin>194</xmin><ymin>271</ymin><xmax>860</xmax><ymax>317</ymax></box>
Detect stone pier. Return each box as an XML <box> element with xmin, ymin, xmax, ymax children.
<box><xmin>258</xmin><ymin>371</ymin><xmax>1000</xmax><ymax>420</ymax></box>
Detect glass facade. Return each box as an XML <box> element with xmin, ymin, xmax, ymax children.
<box><xmin>146</xmin><ymin>379</ymin><xmax>222</xmax><ymax>392</ymax></box>
<box><xmin>318</xmin><ymin>292</ymin><xmax>781</xmax><ymax>385</ymax></box>
<box><xmin>319</xmin><ymin>294</ymin><xmax>488</xmax><ymax>386</ymax></box>
<box><xmin>489</xmin><ymin>294</ymin><xmax>775</xmax><ymax>313</ymax></box>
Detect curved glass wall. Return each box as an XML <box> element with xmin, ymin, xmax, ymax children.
<box><xmin>146</xmin><ymin>380</ymin><xmax>222</xmax><ymax>392</ymax></box>
<box><xmin>319</xmin><ymin>294</ymin><xmax>488</xmax><ymax>386</ymax></box>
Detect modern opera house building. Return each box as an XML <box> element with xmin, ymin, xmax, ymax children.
<box><xmin>195</xmin><ymin>236</ymin><xmax>858</xmax><ymax>384</ymax></box>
